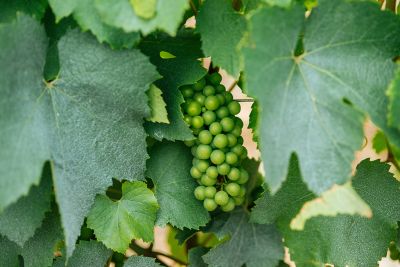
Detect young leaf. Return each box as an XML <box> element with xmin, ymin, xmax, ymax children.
<box><xmin>95</xmin><ymin>0</ymin><xmax>189</xmax><ymax>35</ymax></box>
<box><xmin>196</xmin><ymin>0</ymin><xmax>247</xmax><ymax>77</ymax></box>
<box><xmin>0</xmin><ymin>163</ymin><xmax>52</xmax><ymax>247</ymax></box>
<box><xmin>372</xmin><ymin>130</ymin><xmax>388</xmax><ymax>153</ymax></box>
<box><xmin>124</xmin><ymin>256</ymin><xmax>163</xmax><ymax>267</ymax></box>
<box><xmin>243</xmin><ymin>0</ymin><xmax>400</xmax><ymax>194</ymax></box>
<box><xmin>387</xmin><ymin>66</ymin><xmax>400</xmax><ymax>130</ymax></box>
<box><xmin>140</xmin><ymin>30</ymin><xmax>207</xmax><ymax>141</ymax></box>
<box><xmin>87</xmin><ymin>181</ymin><xmax>158</xmax><ymax>253</ymax></box>
<box><xmin>146</xmin><ymin>141</ymin><xmax>210</xmax><ymax>229</ymax></box>
<box><xmin>146</xmin><ymin>84</ymin><xmax>169</xmax><ymax>124</ymax></box>
<box><xmin>203</xmin><ymin>209</ymin><xmax>284</xmax><ymax>267</ymax></box>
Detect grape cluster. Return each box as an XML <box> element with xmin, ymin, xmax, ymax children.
<box><xmin>180</xmin><ymin>72</ymin><xmax>249</xmax><ymax>212</ymax></box>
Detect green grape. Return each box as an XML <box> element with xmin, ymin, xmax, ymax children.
<box><xmin>209</xmin><ymin>122</ymin><xmax>222</xmax><ymax>135</ymax></box>
<box><xmin>231</xmin><ymin>144</ymin><xmax>244</xmax><ymax>156</ymax></box>
<box><xmin>181</xmin><ymin>86</ymin><xmax>194</xmax><ymax>98</ymax></box>
<box><xmin>214</xmin><ymin>191</ymin><xmax>229</xmax><ymax>206</ymax></box>
<box><xmin>223</xmin><ymin>91</ymin><xmax>233</xmax><ymax>103</ymax></box>
<box><xmin>204</xmin><ymin>95</ymin><xmax>220</xmax><ymax>111</ymax></box>
<box><xmin>196</xmin><ymin>159</ymin><xmax>210</xmax><ymax>172</ymax></box>
<box><xmin>198</xmin><ymin>130</ymin><xmax>213</xmax><ymax>145</ymax></box>
<box><xmin>216</xmin><ymin>84</ymin><xmax>225</xmax><ymax>93</ymax></box>
<box><xmin>194</xmin><ymin>186</ymin><xmax>206</xmax><ymax>200</ymax></box>
<box><xmin>227</xmin><ymin>167</ymin><xmax>240</xmax><ymax>181</ymax></box>
<box><xmin>190</xmin><ymin>166</ymin><xmax>202</xmax><ymax>179</ymax></box>
<box><xmin>216</xmin><ymin>106</ymin><xmax>229</xmax><ymax>119</ymax></box>
<box><xmin>192</xmin><ymin>128</ymin><xmax>203</xmax><ymax>135</ymax></box>
<box><xmin>193</xmin><ymin>78</ymin><xmax>206</xmax><ymax>91</ymax></box>
<box><xmin>228</xmin><ymin>101</ymin><xmax>241</xmax><ymax>115</ymax></box>
<box><xmin>204</xmin><ymin>198</ymin><xmax>218</xmax><ymax>211</ymax></box>
<box><xmin>235</xmin><ymin>117</ymin><xmax>244</xmax><ymax>128</ymax></box>
<box><xmin>208</xmin><ymin>72</ymin><xmax>222</xmax><ymax>85</ymax></box>
<box><xmin>213</xmin><ymin>134</ymin><xmax>228</xmax><ymax>149</ymax></box>
<box><xmin>237</xmin><ymin>169</ymin><xmax>249</xmax><ymax>184</ymax></box>
<box><xmin>210</xmin><ymin>150</ymin><xmax>225</xmax><ymax>165</ymax></box>
<box><xmin>196</xmin><ymin>144</ymin><xmax>212</xmax><ymax>159</ymax></box>
<box><xmin>231</xmin><ymin>125</ymin><xmax>242</xmax><ymax>137</ymax></box>
<box><xmin>206</xmin><ymin>166</ymin><xmax>219</xmax><ymax>179</ymax></box>
<box><xmin>217</xmin><ymin>163</ymin><xmax>231</xmax><ymax>175</ymax></box>
<box><xmin>201</xmin><ymin>174</ymin><xmax>216</xmax><ymax>186</ymax></box>
<box><xmin>183</xmin><ymin>115</ymin><xmax>192</xmax><ymax>125</ymax></box>
<box><xmin>192</xmin><ymin>116</ymin><xmax>204</xmax><ymax>129</ymax></box>
<box><xmin>216</xmin><ymin>94</ymin><xmax>225</xmax><ymax>105</ymax></box>
<box><xmin>203</xmin><ymin>85</ymin><xmax>215</xmax><ymax>96</ymax></box>
<box><xmin>194</xmin><ymin>93</ymin><xmax>206</xmax><ymax>105</ymax></box>
<box><xmin>186</xmin><ymin>101</ymin><xmax>202</xmax><ymax>116</ymax></box>
<box><xmin>221</xmin><ymin>198</ymin><xmax>235</xmax><ymax>212</ymax></box>
<box><xmin>191</xmin><ymin>146</ymin><xmax>198</xmax><ymax>156</ymax></box>
<box><xmin>220</xmin><ymin>117</ymin><xmax>235</xmax><ymax>132</ymax></box>
<box><xmin>237</xmin><ymin>136</ymin><xmax>244</xmax><ymax>144</ymax></box>
<box><xmin>184</xmin><ymin>139</ymin><xmax>196</xmax><ymax>147</ymax></box>
<box><xmin>225</xmin><ymin>152</ymin><xmax>238</xmax><ymax>165</ymax></box>
<box><xmin>227</xmin><ymin>134</ymin><xmax>237</xmax><ymax>147</ymax></box>
<box><xmin>204</xmin><ymin>186</ymin><xmax>217</xmax><ymax>198</ymax></box>
<box><xmin>233</xmin><ymin>196</ymin><xmax>244</xmax><ymax>205</ymax></box>
<box><xmin>225</xmin><ymin>183</ymin><xmax>240</xmax><ymax>197</ymax></box>
<box><xmin>203</xmin><ymin>110</ymin><xmax>216</xmax><ymax>125</ymax></box>
<box><xmin>239</xmin><ymin>186</ymin><xmax>246</xmax><ymax>197</ymax></box>
<box><xmin>241</xmin><ymin>147</ymin><xmax>248</xmax><ymax>159</ymax></box>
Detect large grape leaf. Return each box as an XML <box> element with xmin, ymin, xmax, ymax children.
<box><xmin>87</xmin><ymin>181</ymin><xmax>158</xmax><ymax>253</ymax></box>
<box><xmin>48</xmin><ymin>0</ymin><xmax>140</xmax><ymax>49</ymax></box>
<box><xmin>243</xmin><ymin>0</ymin><xmax>400</xmax><ymax>194</ymax></box>
<box><xmin>0</xmin><ymin>0</ymin><xmax>47</xmax><ymax>22</ymax></box>
<box><xmin>251</xmin><ymin>159</ymin><xmax>400</xmax><ymax>267</ymax></box>
<box><xmin>95</xmin><ymin>0</ymin><xmax>189</xmax><ymax>35</ymax></box>
<box><xmin>0</xmin><ymin>163</ymin><xmax>52</xmax><ymax>247</ymax></box>
<box><xmin>196</xmin><ymin>0</ymin><xmax>246</xmax><ymax>77</ymax></box>
<box><xmin>0</xmin><ymin>15</ymin><xmax>160</xmax><ymax>257</ymax></box>
<box><xmin>140</xmin><ymin>30</ymin><xmax>207</xmax><ymax>141</ymax></box>
<box><xmin>188</xmin><ymin>247</ymin><xmax>209</xmax><ymax>267</ymax></box>
<box><xmin>146</xmin><ymin>141</ymin><xmax>210</xmax><ymax>229</ymax></box>
<box><xmin>124</xmin><ymin>256</ymin><xmax>163</xmax><ymax>267</ymax></box>
<box><xmin>388</xmin><ymin>66</ymin><xmax>400</xmax><ymax>130</ymax></box>
<box><xmin>0</xmin><ymin>235</ymin><xmax>20</xmax><ymax>267</ymax></box>
<box><xmin>203</xmin><ymin>209</ymin><xmax>284</xmax><ymax>267</ymax></box>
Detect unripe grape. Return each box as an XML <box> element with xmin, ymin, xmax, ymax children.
<box><xmin>237</xmin><ymin>136</ymin><xmax>244</xmax><ymax>144</ymax></box>
<box><xmin>239</xmin><ymin>186</ymin><xmax>246</xmax><ymax>197</ymax></box>
<box><xmin>241</xmin><ymin>147</ymin><xmax>248</xmax><ymax>159</ymax></box>
<box><xmin>208</xmin><ymin>72</ymin><xmax>222</xmax><ymax>85</ymax></box>
<box><xmin>202</xmin><ymin>110</ymin><xmax>216</xmax><ymax>125</ymax></box>
<box><xmin>190</xmin><ymin>166</ymin><xmax>202</xmax><ymax>179</ymax></box>
<box><xmin>196</xmin><ymin>159</ymin><xmax>209</xmax><ymax>172</ymax></box>
<box><xmin>225</xmin><ymin>152</ymin><xmax>238</xmax><ymax>165</ymax></box>
<box><xmin>192</xmin><ymin>128</ymin><xmax>203</xmax><ymax>135</ymax></box>
<box><xmin>228</xmin><ymin>101</ymin><xmax>241</xmax><ymax>115</ymax></box>
<box><xmin>210</xmin><ymin>150</ymin><xmax>225</xmax><ymax>165</ymax></box>
<box><xmin>221</xmin><ymin>198</ymin><xmax>235</xmax><ymax>212</ymax></box>
<box><xmin>231</xmin><ymin>144</ymin><xmax>244</xmax><ymax>156</ymax></box>
<box><xmin>227</xmin><ymin>167</ymin><xmax>240</xmax><ymax>181</ymax></box>
<box><xmin>217</xmin><ymin>163</ymin><xmax>231</xmax><ymax>175</ymax></box>
<box><xmin>215</xmin><ymin>84</ymin><xmax>225</xmax><ymax>93</ymax></box>
<box><xmin>194</xmin><ymin>93</ymin><xmax>206</xmax><ymax>105</ymax></box>
<box><xmin>201</xmin><ymin>174</ymin><xmax>216</xmax><ymax>186</ymax></box>
<box><xmin>223</xmin><ymin>91</ymin><xmax>233</xmax><ymax>103</ymax></box>
<box><xmin>237</xmin><ymin>169</ymin><xmax>249</xmax><ymax>184</ymax></box>
<box><xmin>235</xmin><ymin>117</ymin><xmax>244</xmax><ymax>128</ymax></box>
<box><xmin>204</xmin><ymin>186</ymin><xmax>217</xmax><ymax>198</ymax></box>
<box><xmin>193</xmin><ymin>78</ymin><xmax>206</xmax><ymax>91</ymax></box>
<box><xmin>192</xmin><ymin>116</ymin><xmax>204</xmax><ymax>129</ymax></box>
<box><xmin>213</xmin><ymin>134</ymin><xmax>228</xmax><ymax>149</ymax></box>
<box><xmin>184</xmin><ymin>139</ymin><xmax>196</xmax><ymax>147</ymax></box>
<box><xmin>183</xmin><ymin>115</ymin><xmax>192</xmax><ymax>125</ymax></box>
<box><xmin>227</xmin><ymin>134</ymin><xmax>237</xmax><ymax>147</ymax></box>
<box><xmin>186</xmin><ymin>101</ymin><xmax>201</xmax><ymax>116</ymax></box>
<box><xmin>231</xmin><ymin>126</ymin><xmax>242</xmax><ymax>137</ymax></box>
<box><xmin>209</xmin><ymin>122</ymin><xmax>222</xmax><ymax>135</ymax></box>
<box><xmin>233</xmin><ymin>196</ymin><xmax>244</xmax><ymax>205</ymax></box>
<box><xmin>214</xmin><ymin>191</ymin><xmax>229</xmax><ymax>206</ymax></box>
<box><xmin>194</xmin><ymin>186</ymin><xmax>206</xmax><ymax>200</ymax></box>
<box><xmin>225</xmin><ymin>183</ymin><xmax>240</xmax><ymax>197</ymax></box>
<box><xmin>216</xmin><ymin>106</ymin><xmax>230</xmax><ymax>119</ymax></box>
<box><xmin>198</xmin><ymin>130</ymin><xmax>213</xmax><ymax>145</ymax></box>
<box><xmin>191</xmin><ymin>146</ymin><xmax>198</xmax><ymax>156</ymax></box>
<box><xmin>220</xmin><ymin>117</ymin><xmax>235</xmax><ymax>132</ymax></box>
<box><xmin>196</xmin><ymin>144</ymin><xmax>212</xmax><ymax>159</ymax></box>
<box><xmin>206</xmin><ymin>166</ymin><xmax>218</xmax><ymax>179</ymax></box>
<box><xmin>205</xmin><ymin>95</ymin><xmax>220</xmax><ymax>111</ymax></box>
<box><xmin>181</xmin><ymin>86</ymin><xmax>194</xmax><ymax>98</ymax></box>
<box><xmin>216</xmin><ymin>94</ymin><xmax>225</xmax><ymax>105</ymax></box>
<box><xmin>204</xmin><ymin>198</ymin><xmax>218</xmax><ymax>211</ymax></box>
<box><xmin>203</xmin><ymin>85</ymin><xmax>215</xmax><ymax>96</ymax></box>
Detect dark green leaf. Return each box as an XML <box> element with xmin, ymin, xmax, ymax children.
<box><xmin>0</xmin><ymin>235</ymin><xmax>20</xmax><ymax>267</ymax></box>
<box><xmin>387</xmin><ymin>65</ymin><xmax>400</xmax><ymax>130</ymax></box>
<box><xmin>66</xmin><ymin>240</ymin><xmax>113</xmax><ymax>267</ymax></box>
<box><xmin>0</xmin><ymin>0</ymin><xmax>47</xmax><ymax>22</ymax></box>
<box><xmin>124</xmin><ymin>256</ymin><xmax>163</xmax><ymax>267</ymax></box>
<box><xmin>188</xmin><ymin>247</ymin><xmax>209</xmax><ymax>267</ymax></box>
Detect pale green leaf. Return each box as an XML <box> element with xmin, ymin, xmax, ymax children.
<box><xmin>197</xmin><ymin>0</ymin><xmax>247</xmax><ymax>77</ymax></box>
<box><xmin>243</xmin><ymin>0</ymin><xmax>400</xmax><ymax>194</ymax></box>
<box><xmin>146</xmin><ymin>141</ymin><xmax>210</xmax><ymax>229</ymax></box>
<box><xmin>387</xmin><ymin>65</ymin><xmax>400</xmax><ymax>130</ymax></box>
<box><xmin>124</xmin><ymin>256</ymin><xmax>163</xmax><ymax>267</ymax></box>
<box><xmin>96</xmin><ymin>0</ymin><xmax>189</xmax><ymax>35</ymax></box>
<box><xmin>87</xmin><ymin>181</ymin><xmax>158</xmax><ymax>253</ymax></box>
<box><xmin>372</xmin><ymin>130</ymin><xmax>388</xmax><ymax>153</ymax></box>
<box><xmin>0</xmin><ymin>163</ymin><xmax>52</xmax><ymax>247</ymax></box>
<box><xmin>146</xmin><ymin>84</ymin><xmax>169</xmax><ymax>124</ymax></box>
<box><xmin>290</xmin><ymin>183</ymin><xmax>372</xmax><ymax>230</ymax></box>
<box><xmin>203</xmin><ymin>209</ymin><xmax>284</xmax><ymax>267</ymax></box>
<box><xmin>130</xmin><ymin>0</ymin><xmax>157</xmax><ymax>19</ymax></box>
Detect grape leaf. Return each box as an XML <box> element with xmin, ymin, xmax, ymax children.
<box><xmin>188</xmin><ymin>247</ymin><xmax>209</xmax><ymax>267</ymax></box>
<box><xmin>140</xmin><ymin>30</ymin><xmax>207</xmax><ymax>141</ymax></box>
<box><xmin>0</xmin><ymin>163</ymin><xmax>52</xmax><ymax>247</ymax></box>
<box><xmin>124</xmin><ymin>256</ymin><xmax>163</xmax><ymax>267</ymax></box>
<box><xmin>130</xmin><ymin>0</ymin><xmax>157</xmax><ymax>19</ymax></box>
<box><xmin>203</xmin><ymin>209</ymin><xmax>284</xmax><ymax>267</ymax></box>
<box><xmin>95</xmin><ymin>0</ymin><xmax>189</xmax><ymax>35</ymax></box>
<box><xmin>87</xmin><ymin>181</ymin><xmax>158</xmax><ymax>253</ymax></box>
<box><xmin>0</xmin><ymin>0</ymin><xmax>47</xmax><ymax>22</ymax></box>
<box><xmin>372</xmin><ymin>130</ymin><xmax>388</xmax><ymax>153</ymax></box>
<box><xmin>196</xmin><ymin>0</ymin><xmax>246</xmax><ymax>77</ymax></box>
<box><xmin>252</xmin><ymin>159</ymin><xmax>400</xmax><ymax>267</ymax></box>
<box><xmin>243</xmin><ymin>0</ymin><xmax>400</xmax><ymax>194</ymax></box>
<box><xmin>0</xmin><ymin>15</ymin><xmax>160</xmax><ymax>257</ymax></box>
<box><xmin>0</xmin><ymin>235</ymin><xmax>20</xmax><ymax>267</ymax></box>
<box><xmin>264</xmin><ymin>0</ymin><xmax>292</xmax><ymax>7</ymax></box>
<box><xmin>388</xmin><ymin>66</ymin><xmax>400</xmax><ymax>130</ymax></box>
<box><xmin>146</xmin><ymin>84</ymin><xmax>169</xmax><ymax>124</ymax></box>
<box><xmin>248</xmin><ymin>101</ymin><xmax>259</xmax><ymax>144</ymax></box>
<box><xmin>48</xmin><ymin>0</ymin><xmax>140</xmax><ymax>49</ymax></box>
<box><xmin>146</xmin><ymin>141</ymin><xmax>210</xmax><ymax>229</ymax></box>
<box><xmin>65</xmin><ymin>240</ymin><xmax>112</xmax><ymax>267</ymax></box>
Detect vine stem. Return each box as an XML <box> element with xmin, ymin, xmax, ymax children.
<box><xmin>234</xmin><ymin>98</ymin><xmax>254</xmax><ymax>103</ymax></box>
<box><xmin>189</xmin><ymin>0</ymin><xmax>198</xmax><ymax>15</ymax></box>
<box><xmin>387</xmin><ymin>146</ymin><xmax>400</xmax><ymax>171</ymax></box>
<box><xmin>228</xmin><ymin>80</ymin><xmax>238</xmax><ymax>91</ymax></box>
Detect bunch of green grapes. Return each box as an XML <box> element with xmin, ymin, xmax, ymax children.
<box><xmin>180</xmin><ymin>72</ymin><xmax>249</xmax><ymax>212</ymax></box>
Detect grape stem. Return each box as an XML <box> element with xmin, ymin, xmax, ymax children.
<box><xmin>189</xmin><ymin>0</ymin><xmax>198</xmax><ymax>15</ymax></box>
<box><xmin>234</xmin><ymin>98</ymin><xmax>254</xmax><ymax>102</ymax></box>
<box><xmin>228</xmin><ymin>80</ymin><xmax>238</xmax><ymax>91</ymax></box>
